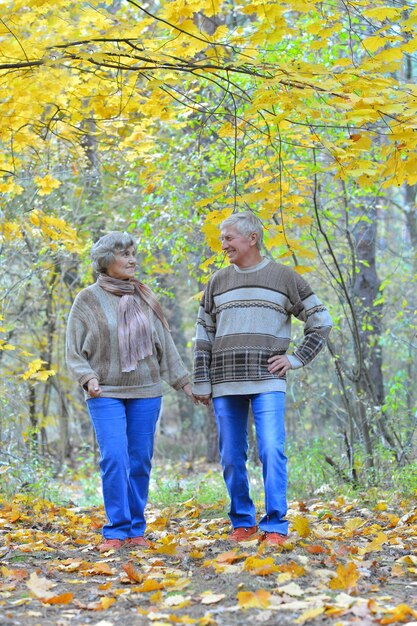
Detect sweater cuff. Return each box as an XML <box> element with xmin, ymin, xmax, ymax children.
<box><xmin>287</xmin><ymin>355</ymin><xmax>304</xmax><ymax>369</ymax></box>
<box><xmin>192</xmin><ymin>382</ymin><xmax>212</xmax><ymax>396</ymax></box>
<box><xmin>79</xmin><ymin>373</ymin><xmax>99</xmax><ymax>388</ymax></box>
<box><xmin>172</xmin><ymin>375</ymin><xmax>190</xmax><ymax>391</ymax></box>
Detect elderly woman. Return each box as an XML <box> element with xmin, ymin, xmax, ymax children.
<box><xmin>66</xmin><ymin>231</ymin><xmax>194</xmax><ymax>552</ymax></box>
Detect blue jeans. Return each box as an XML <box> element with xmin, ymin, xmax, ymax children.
<box><xmin>213</xmin><ymin>392</ymin><xmax>288</xmax><ymax>534</ymax></box>
<box><xmin>87</xmin><ymin>396</ymin><xmax>161</xmax><ymax>539</ymax></box>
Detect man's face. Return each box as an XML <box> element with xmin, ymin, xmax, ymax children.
<box><xmin>220</xmin><ymin>225</ymin><xmax>255</xmax><ymax>267</ymax></box>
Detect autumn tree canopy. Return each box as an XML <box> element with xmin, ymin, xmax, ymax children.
<box><xmin>2</xmin><ymin>1</ymin><xmax>416</xmax><ymax>227</ymax></box>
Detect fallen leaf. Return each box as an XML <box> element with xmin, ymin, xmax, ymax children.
<box><xmin>380</xmin><ymin>603</ymin><xmax>417</xmax><ymax>624</ymax></box>
<box><xmin>43</xmin><ymin>592</ymin><xmax>73</xmax><ymax>605</ymax></box>
<box><xmin>26</xmin><ymin>572</ymin><xmax>55</xmax><ymax>599</ymax></box>
<box><xmin>329</xmin><ymin>562</ymin><xmax>360</xmax><ymax>591</ymax></box>
<box><xmin>237</xmin><ymin>589</ymin><xmax>270</xmax><ymax>609</ymax></box>
<box><xmin>243</xmin><ymin>556</ymin><xmax>279</xmax><ymax>576</ymax></box>
<box><xmin>276</xmin><ymin>582</ymin><xmax>304</xmax><ymax>597</ymax></box>
<box><xmin>122</xmin><ymin>562</ymin><xmax>143</xmax><ymax>583</ymax></box>
<box><xmin>200</xmin><ymin>592</ymin><xmax>226</xmax><ymax>605</ymax></box>
<box><xmin>294</xmin><ymin>605</ymin><xmax>325</xmax><ymax>624</ymax></box>
<box><xmin>292</xmin><ymin>515</ymin><xmax>311</xmax><ymax>538</ymax></box>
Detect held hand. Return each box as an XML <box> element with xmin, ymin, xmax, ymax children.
<box><xmin>194</xmin><ymin>394</ymin><xmax>212</xmax><ymax>406</ymax></box>
<box><xmin>87</xmin><ymin>378</ymin><xmax>102</xmax><ymax>397</ymax></box>
<box><xmin>182</xmin><ymin>383</ymin><xmax>199</xmax><ymax>405</ymax></box>
<box><xmin>267</xmin><ymin>355</ymin><xmax>292</xmax><ymax>376</ymax></box>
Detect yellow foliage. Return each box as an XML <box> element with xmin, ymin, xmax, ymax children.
<box><xmin>33</xmin><ymin>174</ymin><xmax>61</xmax><ymax>195</ymax></box>
<box><xmin>1</xmin><ymin>221</ymin><xmax>23</xmax><ymax>241</ymax></box>
<box><xmin>28</xmin><ymin>210</ymin><xmax>84</xmax><ymax>253</ymax></box>
<box><xmin>20</xmin><ymin>358</ymin><xmax>56</xmax><ymax>382</ymax></box>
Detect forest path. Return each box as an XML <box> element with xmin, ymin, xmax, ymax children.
<box><xmin>0</xmin><ymin>494</ymin><xmax>416</xmax><ymax>626</ymax></box>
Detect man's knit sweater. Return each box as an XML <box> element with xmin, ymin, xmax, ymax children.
<box><xmin>66</xmin><ymin>283</ymin><xmax>189</xmax><ymax>399</ymax></box>
<box><xmin>193</xmin><ymin>258</ymin><xmax>332</xmax><ymax>397</ymax></box>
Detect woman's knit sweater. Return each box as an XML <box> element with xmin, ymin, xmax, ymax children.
<box><xmin>66</xmin><ymin>283</ymin><xmax>189</xmax><ymax>399</ymax></box>
<box><xmin>193</xmin><ymin>258</ymin><xmax>332</xmax><ymax>398</ymax></box>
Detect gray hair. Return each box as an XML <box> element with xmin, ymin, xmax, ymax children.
<box><xmin>220</xmin><ymin>211</ymin><xmax>264</xmax><ymax>250</ymax></box>
<box><xmin>91</xmin><ymin>231</ymin><xmax>137</xmax><ymax>274</ymax></box>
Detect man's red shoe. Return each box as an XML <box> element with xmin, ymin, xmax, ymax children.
<box><xmin>229</xmin><ymin>526</ymin><xmax>257</xmax><ymax>542</ymax></box>
<box><xmin>126</xmin><ymin>536</ymin><xmax>150</xmax><ymax>548</ymax></box>
<box><xmin>97</xmin><ymin>538</ymin><xmax>125</xmax><ymax>553</ymax></box>
<box><xmin>259</xmin><ymin>532</ymin><xmax>289</xmax><ymax>546</ymax></box>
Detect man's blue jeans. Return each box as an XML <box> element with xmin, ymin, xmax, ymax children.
<box><xmin>213</xmin><ymin>392</ymin><xmax>288</xmax><ymax>534</ymax></box>
<box><xmin>87</xmin><ymin>396</ymin><xmax>161</xmax><ymax>539</ymax></box>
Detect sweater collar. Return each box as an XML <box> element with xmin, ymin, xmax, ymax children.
<box><xmin>233</xmin><ymin>257</ymin><xmax>270</xmax><ymax>274</ymax></box>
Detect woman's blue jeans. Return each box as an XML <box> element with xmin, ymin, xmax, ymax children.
<box><xmin>87</xmin><ymin>396</ymin><xmax>161</xmax><ymax>540</ymax></box>
<box><xmin>213</xmin><ymin>392</ymin><xmax>288</xmax><ymax>534</ymax></box>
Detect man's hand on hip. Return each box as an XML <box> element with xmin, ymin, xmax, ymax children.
<box><xmin>267</xmin><ymin>355</ymin><xmax>292</xmax><ymax>376</ymax></box>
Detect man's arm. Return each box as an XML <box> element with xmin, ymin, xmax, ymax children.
<box><xmin>193</xmin><ymin>288</ymin><xmax>216</xmax><ymax>398</ymax></box>
<box><xmin>286</xmin><ymin>272</ymin><xmax>333</xmax><ymax>369</ymax></box>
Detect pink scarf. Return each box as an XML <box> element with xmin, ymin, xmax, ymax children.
<box><xmin>97</xmin><ymin>274</ymin><xmax>169</xmax><ymax>372</ymax></box>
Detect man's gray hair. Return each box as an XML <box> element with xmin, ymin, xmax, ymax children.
<box><xmin>91</xmin><ymin>231</ymin><xmax>137</xmax><ymax>273</ymax></box>
<box><xmin>220</xmin><ymin>211</ymin><xmax>264</xmax><ymax>250</ymax></box>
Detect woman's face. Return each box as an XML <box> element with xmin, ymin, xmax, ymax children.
<box><xmin>106</xmin><ymin>246</ymin><xmax>137</xmax><ymax>280</ymax></box>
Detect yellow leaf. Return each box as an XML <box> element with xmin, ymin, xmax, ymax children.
<box><xmin>291</xmin><ymin>515</ymin><xmax>311</xmax><ymax>538</ymax></box>
<box><xmin>295</xmin><ymin>606</ymin><xmax>325</xmax><ymax>624</ymax></box>
<box><xmin>100</xmin><ymin>596</ymin><xmax>116</xmax><ymax>610</ymax></box>
<box><xmin>358</xmin><ymin>531</ymin><xmax>388</xmax><ymax>554</ymax></box>
<box><xmin>380</xmin><ymin>603</ymin><xmax>417</xmax><ymax>624</ymax></box>
<box><xmin>362</xmin><ymin>35</ymin><xmax>388</xmax><ymax>52</ymax></box>
<box><xmin>344</xmin><ymin>517</ymin><xmax>366</xmax><ymax>533</ymax></box>
<box><xmin>237</xmin><ymin>589</ymin><xmax>270</xmax><ymax>609</ymax></box>
<box><xmin>138</xmin><ymin>579</ymin><xmax>165</xmax><ymax>592</ymax></box>
<box><xmin>363</xmin><ymin>7</ymin><xmax>402</xmax><ymax>21</ymax></box>
<box><xmin>154</xmin><ymin>537</ymin><xmax>177</xmax><ymax>556</ymax></box>
<box><xmin>243</xmin><ymin>556</ymin><xmax>279</xmax><ymax>576</ymax></box>
<box><xmin>329</xmin><ymin>562</ymin><xmax>360</xmax><ymax>591</ymax></box>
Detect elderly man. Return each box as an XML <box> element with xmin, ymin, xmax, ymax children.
<box><xmin>193</xmin><ymin>211</ymin><xmax>332</xmax><ymax>545</ymax></box>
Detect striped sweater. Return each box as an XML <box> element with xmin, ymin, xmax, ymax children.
<box><xmin>66</xmin><ymin>283</ymin><xmax>189</xmax><ymax>399</ymax></box>
<box><xmin>193</xmin><ymin>258</ymin><xmax>332</xmax><ymax>397</ymax></box>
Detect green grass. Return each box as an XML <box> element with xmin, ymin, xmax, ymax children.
<box><xmin>1</xmin><ymin>441</ymin><xmax>415</xmax><ymax>508</ymax></box>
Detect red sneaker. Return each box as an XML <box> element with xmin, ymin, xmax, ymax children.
<box><xmin>126</xmin><ymin>536</ymin><xmax>150</xmax><ymax>548</ymax></box>
<box><xmin>259</xmin><ymin>532</ymin><xmax>289</xmax><ymax>546</ymax></box>
<box><xmin>97</xmin><ymin>538</ymin><xmax>125</xmax><ymax>553</ymax></box>
<box><xmin>229</xmin><ymin>526</ymin><xmax>257</xmax><ymax>542</ymax></box>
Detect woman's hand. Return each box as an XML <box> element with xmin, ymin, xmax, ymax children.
<box><xmin>182</xmin><ymin>383</ymin><xmax>199</xmax><ymax>405</ymax></box>
<box><xmin>87</xmin><ymin>378</ymin><xmax>102</xmax><ymax>397</ymax></box>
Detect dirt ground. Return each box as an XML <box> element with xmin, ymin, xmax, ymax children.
<box><xmin>1</xmin><ymin>494</ymin><xmax>416</xmax><ymax>626</ymax></box>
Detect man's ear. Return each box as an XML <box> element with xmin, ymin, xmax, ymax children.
<box><xmin>250</xmin><ymin>232</ymin><xmax>258</xmax><ymax>246</ymax></box>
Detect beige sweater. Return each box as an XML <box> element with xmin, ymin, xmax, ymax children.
<box><xmin>193</xmin><ymin>258</ymin><xmax>332</xmax><ymax>397</ymax></box>
<box><xmin>66</xmin><ymin>283</ymin><xmax>189</xmax><ymax>399</ymax></box>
